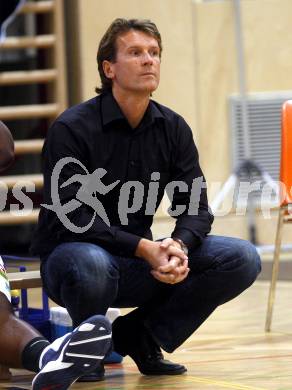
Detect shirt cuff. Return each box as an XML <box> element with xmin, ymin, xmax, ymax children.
<box><xmin>171</xmin><ymin>229</ymin><xmax>201</xmax><ymax>251</ymax></box>
<box><xmin>115</xmin><ymin>230</ymin><xmax>142</xmax><ymax>257</ymax></box>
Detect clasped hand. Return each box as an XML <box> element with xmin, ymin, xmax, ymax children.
<box><xmin>135</xmin><ymin>237</ymin><xmax>190</xmax><ymax>284</ymax></box>
<box><xmin>149</xmin><ymin>238</ymin><xmax>190</xmax><ymax>284</ymax></box>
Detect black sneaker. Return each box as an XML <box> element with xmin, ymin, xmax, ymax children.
<box><xmin>77</xmin><ymin>363</ymin><xmax>105</xmax><ymax>382</ymax></box>
<box><xmin>32</xmin><ymin>315</ymin><xmax>112</xmax><ymax>390</ymax></box>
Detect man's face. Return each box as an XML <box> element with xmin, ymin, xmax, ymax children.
<box><xmin>104</xmin><ymin>29</ymin><xmax>161</xmax><ymax>96</ymax></box>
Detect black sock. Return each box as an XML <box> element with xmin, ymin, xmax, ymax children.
<box><xmin>21</xmin><ymin>337</ymin><xmax>50</xmax><ymax>373</ymax></box>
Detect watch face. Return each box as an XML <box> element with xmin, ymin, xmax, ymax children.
<box><xmin>182</xmin><ymin>245</ymin><xmax>188</xmax><ymax>256</ymax></box>
<box><xmin>173</xmin><ymin>238</ymin><xmax>188</xmax><ymax>256</ymax></box>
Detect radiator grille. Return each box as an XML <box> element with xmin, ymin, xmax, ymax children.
<box><xmin>229</xmin><ymin>91</ymin><xmax>292</xmax><ymax>207</ymax></box>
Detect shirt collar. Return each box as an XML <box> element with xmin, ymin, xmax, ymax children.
<box><xmin>100</xmin><ymin>91</ymin><xmax>165</xmax><ymax>129</ymax></box>
<box><xmin>100</xmin><ymin>91</ymin><xmax>125</xmax><ymax>126</ymax></box>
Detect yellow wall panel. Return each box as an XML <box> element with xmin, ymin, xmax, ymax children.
<box><xmin>74</xmin><ymin>0</ymin><xmax>198</xmax><ymax>141</ymax></box>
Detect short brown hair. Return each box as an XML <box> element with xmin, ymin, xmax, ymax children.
<box><xmin>96</xmin><ymin>18</ymin><xmax>162</xmax><ymax>94</ymax></box>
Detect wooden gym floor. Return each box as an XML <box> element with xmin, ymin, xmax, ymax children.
<box><xmin>1</xmin><ymin>281</ymin><xmax>292</xmax><ymax>390</ymax></box>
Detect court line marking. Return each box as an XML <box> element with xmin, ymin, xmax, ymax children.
<box><xmin>122</xmin><ymin>368</ymin><xmax>267</xmax><ymax>390</ymax></box>
<box><xmin>180</xmin><ymin>332</ymin><xmax>292</xmax><ymax>346</ymax></box>
<box><xmin>183</xmin><ymin>376</ymin><xmax>267</xmax><ymax>390</ymax></box>
<box><xmin>131</xmin><ymin>375</ymin><xmax>268</xmax><ymax>390</ymax></box>
<box><xmin>183</xmin><ymin>353</ymin><xmax>292</xmax><ymax>365</ymax></box>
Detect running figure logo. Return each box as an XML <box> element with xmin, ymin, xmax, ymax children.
<box><xmin>42</xmin><ymin>157</ymin><xmax>120</xmax><ymax>232</ymax></box>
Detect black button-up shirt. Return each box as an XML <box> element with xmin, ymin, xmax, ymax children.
<box><xmin>31</xmin><ymin>92</ymin><xmax>214</xmax><ymax>257</ymax></box>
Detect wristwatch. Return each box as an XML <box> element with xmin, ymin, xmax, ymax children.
<box><xmin>172</xmin><ymin>238</ymin><xmax>188</xmax><ymax>256</ymax></box>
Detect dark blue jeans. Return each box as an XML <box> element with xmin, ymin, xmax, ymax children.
<box><xmin>41</xmin><ymin>235</ymin><xmax>261</xmax><ymax>352</ymax></box>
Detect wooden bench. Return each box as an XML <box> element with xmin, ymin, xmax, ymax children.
<box><xmin>8</xmin><ymin>270</ymin><xmax>42</xmax><ymax>290</ymax></box>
